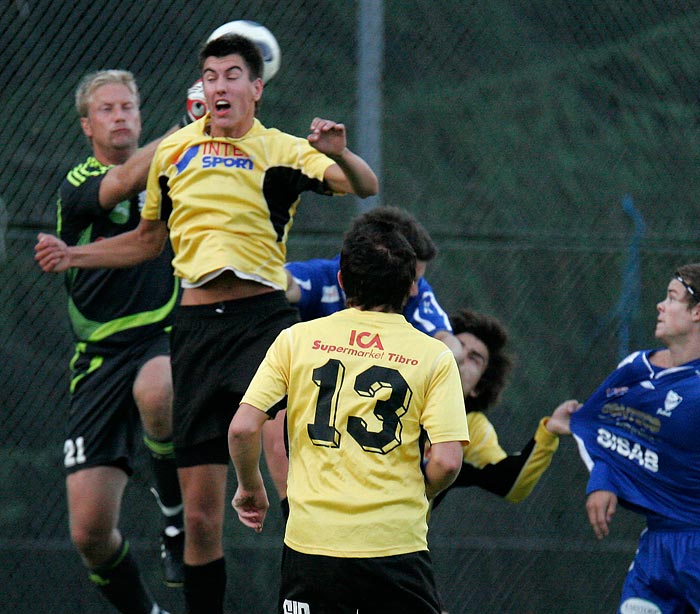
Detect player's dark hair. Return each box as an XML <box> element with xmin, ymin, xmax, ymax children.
<box><xmin>340</xmin><ymin>221</ymin><xmax>416</xmax><ymax>312</ymax></box>
<box><xmin>199</xmin><ymin>34</ymin><xmax>264</xmax><ymax>81</ymax></box>
<box><xmin>450</xmin><ymin>309</ymin><xmax>513</xmax><ymax>413</ymax></box>
<box><xmin>348</xmin><ymin>206</ymin><xmax>437</xmax><ymax>262</ymax></box>
<box><xmin>674</xmin><ymin>263</ymin><xmax>700</xmax><ymax>307</ymax></box>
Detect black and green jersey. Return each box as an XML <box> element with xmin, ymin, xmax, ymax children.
<box><xmin>57</xmin><ymin>155</ymin><xmax>179</xmax><ymax>347</ymax></box>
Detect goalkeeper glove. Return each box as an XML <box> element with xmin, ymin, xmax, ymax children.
<box><xmin>180</xmin><ymin>78</ymin><xmax>208</xmax><ymax>126</ymax></box>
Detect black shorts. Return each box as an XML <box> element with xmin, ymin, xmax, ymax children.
<box><xmin>171</xmin><ymin>291</ymin><xmax>298</xmax><ymax>466</ymax></box>
<box><xmin>279</xmin><ymin>545</ymin><xmax>443</xmax><ymax>613</ymax></box>
<box><xmin>64</xmin><ymin>333</ymin><xmax>170</xmax><ymax>476</ymax></box>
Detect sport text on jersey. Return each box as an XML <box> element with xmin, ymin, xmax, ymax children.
<box><xmin>200</xmin><ymin>141</ymin><xmax>253</xmax><ymax>170</ymax></box>
<box><xmin>311</xmin><ymin>329</ymin><xmax>420</xmax><ymax>365</ymax></box>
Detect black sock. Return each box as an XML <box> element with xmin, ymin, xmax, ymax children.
<box><xmin>144</xmin><ymin>436</ymin><xmax>183</xmax><ymax>529</ymax></box>
<box><xmin>89</xmin><ymin>539</ymin><xmax>157</xmax><ymax>614</ymax></box>
<box><xmin>184</xmin><ymin>558</ymin><xmax>226</xmax><ymax>614</ymax></box>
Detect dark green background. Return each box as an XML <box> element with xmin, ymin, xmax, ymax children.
<box><xmin>3</xmin><ymin>1</ymin><xmax>700</xmax><ymax>612</ymax></box>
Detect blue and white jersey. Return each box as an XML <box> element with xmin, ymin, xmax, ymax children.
<box><xmin>285</xmin><ymin>254</ymin><xmax>452</xmax><ymax>336</ymax></box>
<box><xmin>571</xmin><ymin>349</ymin><xmax>700</xmax><ymax>527</ymax></box>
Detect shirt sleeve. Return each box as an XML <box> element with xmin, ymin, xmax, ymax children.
<box><xmin>58</xmin><ymin>174</ymin><xmax>104</xmax><ymax>244</ymax></box>
<box><xmin>420</xmin><ymin>351</ymin><xmax>470</xmax><ymax>445</ymax></box>
<box><xmin>403</xmin><ymin>278</ymin><xmax>452</xmax><ymax>335</ymax></box>
<box><xmin>241</xmin><ymin>328</ymin><xmax>291</xmax><ymax>412</ymax></box>
<box><xmin>285</xmin><ymin>256</ymin><xmax>344</xmax><ymax>321</ymax></box>
<box><xmin>432</xmin><ymin>416</ymin><xmax>560</xmax><ymax>508</ymax></box>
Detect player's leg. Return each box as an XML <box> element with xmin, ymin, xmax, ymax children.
<box><xmin>133</xmin><ymin>351</ymin><xmax>184</xmax><ymax>588</ymax></box>
<box><xmin>65</xmin><ymin>345</ymin><xmax>170</xmax><ymax>612</ymax></box>
<box><xmin>67</xmin><ymin>466</ymin><xmax>167</xmax><ymax>613</ymax></box>
<box><xmin>177</xmin><ymin>450</ymin><xmax>229</xmax><ymax>614</ymax></box>
<box><xmin>262</xmin><ymin>408</ymin><xmax>289</xmax><ymax>519</ymax></box>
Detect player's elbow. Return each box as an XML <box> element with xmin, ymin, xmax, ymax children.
<box><xmin>135</xmin><ymin>222</ymin><xmax>167</xmax><ymax>260</ymax></box>
<box><xmin>429</xmin><ymin>442</ymin><xmax>464</xmax><ymax>480</ymax></box>
<box><xmin>228</xmin><ymin>403</ymin><xmax>266</xmax><ymax>446</ymax></box>
<box><xmin>228</xmin><ymin>417</ymin><xmax>257</xmax><ymax>444</ymax></box>
<box><xmin>355</xmin><ymin>176</ymin><xmax>379</xmax><ymax>199</ymax></box>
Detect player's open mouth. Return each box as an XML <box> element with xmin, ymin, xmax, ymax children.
<box><xmin>215</xmin><ymin>101</ymin><xmax>231</xmax><ymax>111</ymax></box>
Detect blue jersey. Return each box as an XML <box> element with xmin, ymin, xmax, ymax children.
<box><xmin>571</xmin><ymin>349</ymin><xmax>700</xmax><ymax>528</ymax></box>
<box><xmin>285</xmin><ymin>254</ymin><xmax>452</xmax><ymax>336</ymax></box>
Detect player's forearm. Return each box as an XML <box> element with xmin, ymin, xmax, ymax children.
<box><xmin>67</xmin><ymin>227</ymin><xmax>162</xmax><ymax>269</ymax></box>
<box><xmin>229</xmin><ymin>430</ymin><xmax>265</xmax><ymax>491</ymax></box>
<box><xmin>503</xmin><ymin>420</ymin><xmax>560</xmax><ymax>502</ymax></box>
<box><xmin>100</xmin><ymin>127</ymin><xmax>178</xmax><ymax>209</ymax></box>
<box><xmin>434</xmin><ymin>330</ymin><xmax>465</xmax><ymax>363</ymax></box>
<box><xmin>229</xmin><ymin>404</ymin><xmax>269</xmax><ymax>491</ymax></box>
<box><xmin>285</xmin><ymin>269</ymin><xmax>301</xmax><ymax>304</ymax></box>
<box><xmin>328</xmin><ymin>148</ymin><xmax>379</xmax><ymax>198</ymax></box>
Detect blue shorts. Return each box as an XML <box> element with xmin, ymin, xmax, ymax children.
<box><xmin>619</xmin><ymin>526</ymin><xmax>700</xmax><ymax>614</ymax></box>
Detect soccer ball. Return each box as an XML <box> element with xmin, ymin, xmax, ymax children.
<box><xmin>208</xmin><ymin>20</ymin><xmax>281</xmax><ymax>84</ymax></box>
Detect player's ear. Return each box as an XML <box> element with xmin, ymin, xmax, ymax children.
<box><xmin>252</xmin><ymin>77</ymin><xmax>263</xmax><ymax>102</ymax></box>
<box><xmin>692</xmin><ymin>302</ymin><xmax>700</xmax><ymax>321</ymax></box>
<box><xmin>80</xmin><ymin>116</ymin><xmax>92</xmax><ymax>138</ymax></box>
<box><xmin>337</xmin><ymin>270</ymin><xmax>344</xmax><ymax>290</ymax></box>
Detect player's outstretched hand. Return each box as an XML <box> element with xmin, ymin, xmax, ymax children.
<box><xmin>35</xmin><ymin>233</ymin><xmax>71</xmax><ymax>273</ymax></box>
<box><xmin>231</xmin><ymin>486</ymin><xmax>269</xmax><ymax>533</ymax></box>
<box><xmin>546</xmin><ymin>399</ymin><xmax>581</xmax><ymax>436</ymax></box>
<box><xmin>307</xmin><ymin>117</ymin><xmax>347</xmax><ymax>158</ymax></box>
<box><xmin>585</xmin><ymin>489</ymin><xmax>617</xmax><ymax>540</ymax></box>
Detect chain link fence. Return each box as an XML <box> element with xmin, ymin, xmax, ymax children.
<box><xmin>3</xmin><ymin>1</ymin><xmax>700</xmax><ymax>612</ymax></box>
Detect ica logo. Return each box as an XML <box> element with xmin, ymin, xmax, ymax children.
<box><xmin>349</xmin><ymin>329</ymin><xmax>384</xmax><ymax>350</ymax></box>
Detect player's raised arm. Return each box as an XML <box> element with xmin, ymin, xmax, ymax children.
<box><xmin>308</xmin><ymin>117</ymin><xmax>379</xmax><ymax>198</ymax></box>
<box><xmin>97</xmin><ymin>130</ymin><xmax>176</xmax><ymax>210</ymax></box>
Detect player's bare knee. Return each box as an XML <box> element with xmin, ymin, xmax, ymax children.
<box><xmin>134</xmin><ymin>386</ymin><xmax>172</xmax><ymax>438</ymax></box>
<box><xmin>184</xmin><ymin>508</ymin><xmax>223</xmax><ymax>550</ymax></box>
<box><xmin>70</xmin><ymin>523</ymin><xmax>113</xmax><ymax>559</ymax></box>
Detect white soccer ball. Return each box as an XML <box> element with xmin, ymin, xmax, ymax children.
<box><xmin>208</xmin><ymin>20</ymin><xmax>281</xmax><ymax>84</ymax></box>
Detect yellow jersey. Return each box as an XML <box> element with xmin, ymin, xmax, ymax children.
<box><xmin>142</xmin><ymin>117</ymin><xmax>337</xmax><ymax>287</ymax></box>
<box><xmin>242</xmin><ymin>308</ymin><xmax>469</xmax><ymax>557</ymax></box>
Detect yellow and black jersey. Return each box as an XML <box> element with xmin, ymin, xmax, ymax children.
<box><xmin>242</xmin><ymin>308</ymin><xmax>469</xmax><ymax>558</ymax></box>
<box><xmin>58</xmin><ymin>155</ymin><xmax>178</xmax><ymax>346</ymax></box>
<box><xmin>432</xmin><ymin>413</ymin><xmax>560</xmax><ymax>509</ymax></box>
<box><xmin>142</xmin><ymin>117</ymin><xmax>338</xmax><ymax>288</ymax></box>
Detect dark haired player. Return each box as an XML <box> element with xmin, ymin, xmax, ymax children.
<box><xmin>285</xmin><ymin>206</ymin><xmax>463</xmax><ymax>360</ymax></box>
<box><xmin>283</xmin><ymin>209</ymin><xmax>575</xmax><ymax>512</ymax></box>
<box><xmin>571</xmin><ymin>263</ymin><xmax>700</xmax><ymax>613</ymax></box>
<box><xmin>36</xmin><ymin>33</ymin><xmax>378</xmax><ymax>614</ymax></box>
<box><xmin>229</xmin><ymin>219</ymin><xmax>468</xmax><ymax>613</ymax></box>
<box><xmin>431</xmin><ymin>308</ymin><xmax>576</xmax><ymax>509</ymax></box>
